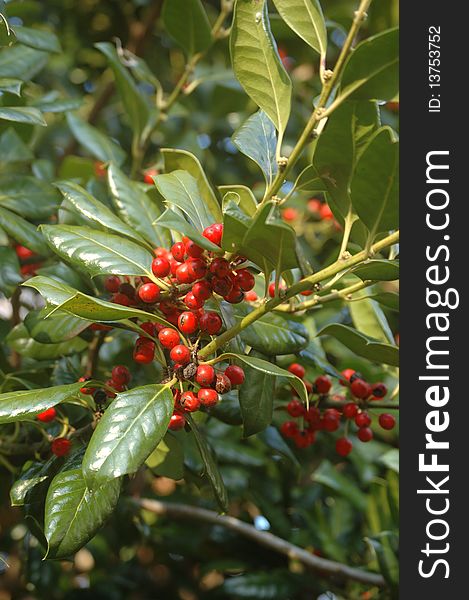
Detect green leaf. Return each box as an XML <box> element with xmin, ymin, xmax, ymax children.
<box><xmin>24</xmin><ymin>307</ymin><xmax>89</xmax><ymax>344</ymax></box>
<box><xmin>95</xmin><ymin>42</ymin><xmax>153</xmax><ymax>140</ymax></box>
<box><xmin>0</xmin><ymin>176</ymin><xmax>60</xmax><ymax>218</ymax></box>
<box><xmin>24</xmin><ymin>276</ymin><xmax>174</xmax><ymax>328</ymax></box>
<box><xmin>219</xmin><ymin>185</ymin><xmax>257</xmax><ymax>216</ymax></box>
<box><xmin>35</xmin><ymin>263</ymin><xmax>92</xmax><ymax>294</ymax></box>
<box><xmin>313</xmin><ymin>460</ymin><xmax>367</xmax><ymax>511</ymax></box>
<box><xmin>45</xmin><ymin>453</ymin><xmax>121</xmax><ymax>559</ymax></box>
<box><xmin>155</xmin><ymin>208</ymin><xmax>221</xmax><ymax>253</ymax></box>
<box><xmin>258</xmin><ymin>427</ymin><xmax>300</xmax><ymax>469</ymax></box>
<box><xmin>352</xmin><ymin>260</ymin><xmax>399</xmax><ymax>281</ymax></box>
<box><xmin>186</xmin><ymin>414</ymin><xmax>228</xmax><ymax>512</ymax></box>
<box><xmin>349</xmin><ymin>292</ymin><xmax>394</xmax><ymax>345</ymax></box>
<box><xmin>0</xmin><ymin>246</ymin><xmax>22</xmax><ymax>297</ymax></box>
<box><xmin>216</xmin><ymin>352</ymin><xmax>308</xmax><ymax>405</ymax></box>
<box><xmin>66</xmin><ymin>113</ymin><xmax>126</xmax><ymax>166</ymax></box>
<box><xmin>83</xmin><ymin>384</ymin><xmax>174</xmax><ymax>488</ymax></box>
<box><xmin>161</xmin><ymin>148</ymin><xmax>222</xmax><ymax>222</ymax></box>
<box><xmin>0</xmin><ymin>77</ymin><xmax>22</xmax><ymax>95</ymax></box>
<box><xmin>10</xmin><ymin>459</ymin><xmax>56</xmax><ymax>507</ymax></box>
<box><xmin>0</xmin><ymin>106</ymin><xmax>46</xmax><ymax>126</ymax></box>
<box><xmin>230</xmin><ymin>0</ymin><xmax>292</xmax><ymax>141</ymax></box>
<box><xmin>0</xmin><ymin>14</ymin><xmax>15</xmax><ymax>47</ymax></box>
<box><xmin>7</xmin><ymin>323</ymin><xmax>88</xmax><ymax>360</ymax></box>
<box><xmin>222</xmin><ymin>572</ymin><xmax>296</xmax><ymax>599</ymax></box>
<box><xmin>13</xmin><ymin>25</ymin><xmax>61</xmax><ymax>53</ymax></box>
<box><xmin>0</xmin><ymin>128</ymin><xmax>34</xmax><ymax>162</ymax></box>
<box><xmin>351</xmin><ymin>127</ymin><xmax>399</xmax><ymax>237</ymax></box>
<box><xmin>370</xmin><ymin>291</ymin><xmax>399</xmax><ymax>312</ymax></box>
<box><xmin>145</xmin><ymin>433</ymin><xmax>184</xmax><ymax>480</ymax></box>
<box><xmin>0</xmin><ymin>45</ymin><xmax>49</xmax><ymax>80</ymax></box>
<box><xmin>56</xmin><ymin>181</ymin><xmax>148</xmax><ymax>247</ymax></box>
<box><xmin>318</xmin><ymin>323</ymin><xmax>399</xmax><ymax>367</ymax></box>
<box><xmin>154</xmin><ymin>170</ymin><xmax>217</xmax><ymax>230</ymax></box>
<box><xmin>40</xmin><ymin>225</ymin><xmax>155</xmax><ymax>279</ymax></box>
<box><xmin>0</xmin><ymin>381</ymin><xmax>86</xmax><ymax>424</ymax></box>
<box><xmin>340</xmin><ymin>28</ymin><xmax>399</xmax><ymax>102</ymax></box>
<box><xmin>108</xmin><ymin>164</ymin><xmax>169</xmax><ymax>248</ymax></box>
<box><xmin>293</xmin><ymin>165</ymin><xmax>324</xmax><ymax>194</ymax></box>
<box><xmin>0</xmin><ymin>207</ymin><xmax>49</xmax><ymax>255</ymax></box>
<box><xmin>33</xmin><ymin>97</ymin><xmax>83</xmax><ymax>113</ymax></box>
<box><xmin>366</xmin><ymin>534</ymin><xmax>399</xmax><ymax>591</ymax></box>
<box><xmin>232</xmin><ymin>111</ymin><xmax>278</xmax><ymax>186</ymax></box>
<box><xmin>238</xmin><ymin>351</ymin><xmax>275</xmax><ymax>437</ymax></box>
<box><xmin>234</xmin><ymin>305</ymin><xmax>309</xmax><ymax>355</ymax></box>
<box><xmin>272</xmin><ymin>0</ymin><xmax>326</xmax><ymax>57</ymax></box>
<box><xmin>162</xmin><ymin>0</ymin><xmax>212</xmax><ymax>57</ymax></box>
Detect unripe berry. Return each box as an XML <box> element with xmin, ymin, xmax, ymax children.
<box><xmin>199</xmin><ymin>311</ymin><xmax>222</xmax><ymax>335</ymax></box>
<box><xmin>280</xmin><ymin>421</ymin><xmax>298</xmax><ymax>438</ymax></box>
<box><xmin>105</xmin><ymin>275</ymin><xmax>121</xmax><ymax>293</ymax></box>
<box><xmin>202</xmin><ymin>223</ymin><xmax>223</xmax><ymax>246</ymax></box>
<box><xmin>224</xmin><ymin>365</ymin><xmax>245</xmax><ymax>386</ymax></box>
<box><xmin>151</xmin><ymin>256</ymin><xmax>171</xmax><ymax>278</ymax></box>
<box><xmin>111</xmin><ymin>365</ymin><xmax>131</xmax><ymax>385</ymax></box>
<box><xmin>357</xmin><ymin>427</ymin><xmax>373</xmax><ymax>442</ymax></box>
<box><xmin>171</xmin><ymin>242</ymin><xmax>186</xmax><ymax>262</ymax></box>
<box><xmin>343</xmin><ymin>402</ymin><xmax>358</xmax><ymax>419</ymax></box>
<box><xmin>336</xmin><ymin>437</ymin><xmax>353</xmax><ymax>457</ymax></box>
<box><xmin>51</xmin><ymin>437</ymin><xmax>71</xmax><ymax>457</ymax></box>
<box><xmin>198</xmin><ymin>388</ymin><xmax>219</xmax><ymax>407</ymax></box>
<box><xmin>178</xmin><ymin>311</ymin><xmax>199</xmax><ymax>335</ymax></box>
<box><xmin>350</xmin><ymin>378</ymin><xmax>372</xmax><ymax>399</ymax></box>
<box><xmin>168</xmin><ymin>412</ymin><xmax>186</xmax><ymax>430</ymax></box>
<box><xmin>180</xmin><ymin>391</ymin><xmax>200</xmax><ymax>413</ymax></box>
<box><xmin>138</xmin><ymin>283</ymin><xmax>161</xmax><ymax>303</ymax></box>
<box><xmin>245</xmin><ymin>290</ymin><xmax>258</xmax><ymax>302</ymax></box>
<box><xmin>378</xmin><ymin>413</ymin><xmax>396</xmax><ymax>430</ymax></box>
<box><xmin>355</xmin><ymin>411</ymin><xmax>371</xmax><ymax>428</ymax></box>
<box><xmin>196</xmin><ymin>364</ymin><xmax>215</xmax><ymax>387</ymax></box>
<box><xmin>37</xmin><ymin>407</ymin><xmax>57</xmax><ymax>423</ymax></box>
<box><xmin>235</xmin><ymin>269</ymin><xmax>255</xmax><ymax>291</ymax></box>
<box><xmin>314</xmin><ymin>375</ymin><xmax>331</xmax><ymax>394</ymax></box>
<box><xmin>288</xmin><ymin>363</ymin><xmax>305</xmax><ymax>379</ymax></box>
<box><xmin>192</xmin><ymin>280</ymin><xmax>212</xmax><ymax>302</ymax></box>
<box><xmin>133</xmin><ymin>338</ymin><xmax>155</xmax><ymax>363</ymax></box>
<box><xmin>287</xmin><ymin>399</ymin><xmax>305</xmax><ymax>418</ymax></box>
<box><xmin>170</xmin><ymin>344</ymin><xmax>191</xmax><ymax>365</ymax></box>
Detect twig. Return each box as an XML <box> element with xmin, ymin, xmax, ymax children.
<box><xmin>137</xmin><ymin>498</ymin><xmax>385</xmax><ymax>587</ymax></box>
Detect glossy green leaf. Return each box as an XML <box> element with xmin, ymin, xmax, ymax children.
<box><xmin>0</xmin><ymin>207</ymin><xmax>49</xmax><ymax>255</ymax></box>
<box><xmin>108</xmin><ymin>164</ymin><xmax>169</xmax><ymax>248</ymax></box>
<box><xmin>83</xmin><ymin>384</ymin><xmax>174</xmax><ymax>488</ymax></box>
<box><xmin>351</xmin><ymin>127</ymin><xmax>399</xmax><ymax>237</ymax></box>
<box><xmin>66</xmin><ymin>113</ymin><xmax>126</xmax><ymax>166</ymax></box>
<box><xmin>186</xmin><ymin>414</ymin><xmax>228</xmax><ymax>512</ymax></box>
<box><xmin>232</xmin><ymin>111</ymin><xmax>278</xmax><ymax>186</ymax></box>
<box><xmin>209</xmin><ymin>391</ymin><xmax>243</xmax><ymax>426</ymax></box>
<box><xmin>0</xmin><ymin>246</ymin><xmax>22</xmax><ymax>297</ymax></box>
<box><xmin>272</xmin><ymin>0</ymin><xmax>326</xmax><ymax>57</ymax></box>
<box><xmin>341</xmin><ymin>28</ymin><xmax>399</xmax><ymax>101</ymax></box>
<box><xmin>145</xmin><ymin>433</ymin><xmax>184</xmax><ymax>480</ymax></box>
<box><xmin>0</xmin><ymin>106</ymin><xmax>46</xmax><ymax>126</ymax></box>
<box><xmin>293</xmin><ymin>165</ymin><xmax>324</xmax><ymax>194</ymax></box>
<box><xmin>10</xmin><ymin>459</ymin><xmax>56</xmax><ymax>507</ymax></box>
<box><xmin>162</xmin><ymin>0</ymin><xmax>212</xmax><ymax>56</ymax></box>
<box><xmin>95</xmin><ymin>42</ymin><xmax>153</xmax><ymax>140</ymax></box>
<box><xmin>219</xmin><ymin>185</ymin><xmax>257</xmax><ymax>216</ymax></box>
<box><xmin>161</xmin><ymin>148</ymin><xmax>222</xmax><ymax>222</ymax></box>
<box><xmin>40</xmin><ymin>225</ymin><xmax>155</xmax><ymax>279</ymax></box>
<box><xmin>154</xmin><ymin>208</ymin><xmax>221</xmax><ymax>253</ymax></box>
<box><xmin>0</xmin><ymin>381</ymin><xmax>85</xmax><ymax>424</ymax></box>
<box><xmin>0</xmin><ymin>128</ymin><xmax>34</xmax><ymax>162</ymax></box>
<box><xmin>318</xmin><ymin>323</ymin><xmax>399</xmax><ymax>366</ymax></box>
<box><xmin>349</xmin><ymin>292</ymin><xmax>394</xmax><ymax>345</ymax></box>
<box><xmin>7</xmin><ymin>323</ymin><xmax>88</xmax><ymax>360</ymax></box>
<box><xmin>352</xmin><ymin>259</ymin><xmax>399</xmax><ymax>281</ymax></box>
<box><xmin>24</xmin><ymin>307</ymin><xmax>89</xmax><ymax>344</ymax></box>
<box><xmin>45</xmin><ymin>453</ymin><xmax>121</xmax><ymax>559</ymax></box>
<box><xmin>35</xmin><ymin>263</ymin><xmax>92</xmax><ymax>294</ymax></box>
<box><xmin>230</xmin><ymin>0</ymin><xmax>292</xmax><ymax>140</ymax></box>
<box><xmin>0</xmin><ymin>15</ymin><xmax>15</xmax><ymax>47</ymax></box>
<box><xmin>13</xmin><ymin>25</ymin><xmax>61</xmax><ymax>53</ymax></box>
<box><xmin>0</xmin><ymin>77</ymin><xmax>22</xmax><ymax>95</ymax></box>
<box><xmin>33</xmin><ymin>97</ymin><xmax>83</xmax><ymax>113</ymax></box>
<box><xmin>238</xmin><ymin>351</ymin><xmax>276</xmax><ymax>437</ymax></box>
<box><xmin>0</xmin><ymin>176</ymin><xmax>60</xmax><ymax>218</ymax></box>
<box><xmin>0</xmin><ymin>45</ymin><xmax>48</xmax><ymax>79</ymax></box>
<box><xmin>154</xmin><ymin>170</ymin><xmax>216</xmax><ymax>230</ymax></box>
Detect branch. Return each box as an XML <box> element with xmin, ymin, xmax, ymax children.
<box><xmin>137</xmin><ymin>498</ymin><xmax>385</xmax><ymax>587</ymax></box>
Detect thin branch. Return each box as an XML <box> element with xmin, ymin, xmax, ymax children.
<box><xmin>137</xmin><ymin>498</ymin><xmax>385</xmax><ymax>587</ymax></box>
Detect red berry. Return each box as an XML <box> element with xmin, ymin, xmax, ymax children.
<box><xmin>184</xmin><ymin>238</ymin><xmax>204</xmax><ymax>258</ymax></box>
<box><xmin>15</xmin><ymin>245</ymin><xmax>35</xmax><ymax>260</ymax></box>
<box><xmin>143</xmin><ymin>167</ymin><xmax>158</xmax><ymax>184</ymax></box>
<box><xmin>192</xmin><ymin>280</ymin><xmax>212</xmax><ymax>302</ymax></box>
<box><xmin>224</xmin><ymin>365</ymin><xmax>245</xmax><ymax>386</ymax></box>
<box><xmin>210</xmin><ymin>257</ymin><xmax>231</xmax><ymax>278</ymax></box>
<box><xmin>158</xmin><ymin>328</ymin><xmax>180</xmax><ymax>349</ymax></box>
<box><xmin>168</xmin><ymin>412</ymin><xmax>186</xmax><ymax>430</ymax></box>
<box><xmin>104</xmin><ymin>275</ymin><xmax>121</xmax><ymax>293</ymax></box>
<box><xmin>282</xmin><ymin>207</ymin><xmax>298</xmax><ymax>222</ymax></box>
<box><xmin>224</xmin><ymin>285</ymin><xmax>244</xmax><ymax>304</ymax></box>
<box><xmin>371</xmin><ymin>382</ymin><xmax>388</xmax><ymax>399</ymax></box>
<box><xmin>300</xmin><ymin>289</ymin><xmax>314</xmax><ymax>296</ymax></box>
<box><xmin>307</xmin><ymin>198</ymin><xmax>322</xmax><ymax>214</ymax></box>
<box><xmin>350</xmin><ymin>378</ymin><xmax>372</xmax><ymax>399</ymax></box>
<box><xmin>215</xmin><ymin>373</ymin><xmax>232</xmax><ymax>394</ymax></box>
<box><xmin>304</xmin><ymin>406</ymin><xmax>321</xmax><ymax>427</ymax></box>
<box><xmin>202</xmin><ymin>223</ymin><xmax>223</xmax><ymax>246</ymax></box>
<box><xmin>343</xmin><ymin>402</ymin><xmax>358</xmax><ymax>419</ymax></box>
<box><xmin>185</xmin><ymin>291</ymin><xmax>204</xmax><ymax>310</ymax></box>
<box><xmin>133</xmin><ymin>338</ymin><xmax>155</xmax><ymax>363</ymax></box>
<box><xmin>111</xmin><ymin>292</ymin><xmax>131</xmax><ymax>306</ymax></box>
<box><xmin>357</xmin><ymin>427</ymin><xmax>373</xmax><ymax>442</ymax></box>
<box><xmin>212</xmin><ymin>276</ymin><xmax>233</xmax><ymax>297</ymax></box>
<box><xmin>339</xmin><ymin>369</ymin><xmax>356</xmax><ymax>385</ymax></box>
<box><xmin>287</xmin><ymin>400</ymin><xmax>305</xmax><ymax>418</ymax></box>
<box><xmin>186</xmin><ymin>258</ymin><xmax>207</xmax><ymax>280</ymax></box>
<box><xmin>245</xmin><ymin>290</ymin><xmax>258</xmax><ymax>302</ymax></box>
<box><xmin>51</xmin><ymin>438</ymin><xmax>71</xmax><ymax>457</ymax></box>
<box><xmin>111</xmin><ymin>365</ymin><xmax>131</xmax><ymax>385</ymax></box>
<box><xmin>319</xmin><ymin>204</ymin><xmax>333</xmax><ymax>221</ymax></box>
<box><xmin>176</xmin><ymin>262</ymin><xmax>196</xmax><ymax>284</ymax></box>
<box><xmin>78</xmin><ymin>376</ymin><xmax>95</xmax><ymax>395</ymax></box>
<box><xmin>151</xmin><ymin>256</ymin><xmax>171</xmax><ymax>278</ymax></box>
<box><xmin>154</xmin><ymin>247</ymin><xmax>169</xmax><ymax>258</ymax></box>
<box><xmin>141</xmin><ymin>322</ymin><xmax>157</xmax><ymax>337</ymax></box>
<box><xmin>322</xmin><ymin>408</ymin><xmax>340</xmax><ymax>432</ymax></box>
<box><xmin>314</xmin><ymin>375</ymin><xmax>331</xmax><ymax>394</ymax></box>
<box><xmin>268</xmin><ymin>281</ymin><xmax>286</xmax><ymax>298</ymax></box>
<box><xmin>171</xmin><ymin>242</ymin><xmax>186</xmax><ymax>262</ymax></box>
<box><xmin>178</xmin><ymin>311</ymin><xmax>199</xmax><ymax>335</ymax></box>
<box><xmin>294</xmin><ymin>430</ymin><xmax>315</xmax><ymax>449</ymax></box>
<box><xmin>37</xmin><ymin>407</ymin><xmax>57</xmax><ymax>423</ymax></box>
<box><xmin>378</xmin><ymin>413</ymin><xmax>396</xmax><ymax>430</ymax></box>
<box><xmin>336</xmin><ymin>437</ymin><xmax>353</xmax><ymax>457</ymax></box>
<box><xmin>199</xmin><ymin>311</ymin><xmax>222</xmax><ymax>335</ymax></box>
<box><xmin>235</xmin><ymin>269</ymin><xmax>255</xmax><ymax>291</ymax></box>
<box><xmin>180</xmin><ymin>391</ymin><xmax>200</xmax><ymax>413</ymax></box>
<box><xmin>198</xmin><ymin>388</ymin><xmax>219</xmax><ymax>407</ymax></box>
<box><xmin>288</xmin><ymin>363</ymin><xmax>305</xmax><ymax>379</ymax></box>
<box><xmin>280</xmin><ymin>421</ymin><xmax>298</xmax><ymax>438</ymax></box>
<box><xmin>170</xmin><ymin>344</ymin><xmax>191</xmax><ymax>365</ymax></box>
<box><xmin>196</xmin><ymin>364</ymin><xmax>215</xmax><ymax>387</ymax></box>
<box><xmin>355</xmin><ymin>411</ymin><xmax>371</xmax><ymax>428</ymax></box>
<box><xmin>138</xmin><ymin>283</ymin><xmax>161</xmax><ymax>303</ymax></box>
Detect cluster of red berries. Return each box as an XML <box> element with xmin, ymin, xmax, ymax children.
<box><xmin>168</xmin><ymin>363</ymin><xmax>245</xmax><ymax>431</ymax></box>
<box><xmin>36</xmin><ymin>407</ymin><xmax>72</xmax><ymax>457</ymax></box>
<box><xmin>79</xmin><ymin>365</ymin><xmax>132</xmax><ymax>399</ymax></box>
<box><xmin>280</xmin><ymin>364</ymin><xmax>396</xmax><ymax>456</ymax></box>
<box><xmin>14</xmin><ymin>244</ymin><xmax>42</xmax><ymax>276</ymax></box>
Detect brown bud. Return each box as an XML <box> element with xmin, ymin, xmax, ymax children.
<box><xmin>182</xmin><ymin>362</ymin><xmax>197</xmax><ymax>380</ymax></box>
<box><xmin>215</xmin><ymin>373</ymin><xmax>231</xmax><ymax>395</ymax></box>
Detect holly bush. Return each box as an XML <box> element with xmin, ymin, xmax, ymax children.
<box><xmin>0</xmin><ymin>0</ymin><xmax>399</xmax><ymax>598</ymax></box>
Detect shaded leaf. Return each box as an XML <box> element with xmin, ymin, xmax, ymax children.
<box><xmin>352</xmin><ymin>260</ymin><xmax>399</xmax><ymax>282</ymax></box>
<box><xmin>0</xmin><ymin>106</ymin><xmax>46</xmax><ymax>126</ymax></box>
<box><xmin>0</xmin><ymin>207</ymin><xmax>49</xmax><ymax>255</ymax></box>
<box><xmin>7</xmin><ymin>323</ymin><xmax>88</xmax><ymax>360</ymax></box>
<box><xmin>0</xmin><ymin>175</ymin><xmax>60</xmax><ymax>218</ymax></box>
<box><xmin>238</xmin><ymin>351</ymin><xmax>275</xmax><ymax>437</ymax></box>
<box><xmin>66</xmin><ymin>113</ymin><xmax>126</xmax><ymax>166</ymax></box>
<box><xmin>13</xmin><ymin>25</ymin><xmax>61</xmax><ymax>53</ymax></box>
<box><xmin>146</xmin><ymin>433</ymin><xmax>184</xmax><ymax>480</ymax></box>
<box><xmin>162</xmin><ymin>0</ymin><xmax>212</xmax><ymax>56</ymax></box>
<box><xmin>0</xmin><ymin>128</ymin><xmax>34</xmax><ymax>162</ymax></box>
<box><xmin>24</xmin><ymin>307</ymin><xmax>89</xmax><ymax>344</ymax></box>
<box><xmin>0</xmin><ymin>45</ymin><xmax>49</xmax><ymax>80</ymax></box>
<box><xmin>272</xmin><ymin>0</ymin><xmax>326</xmax><ymax>57</ymax></box>
<box><xmin>0</xmin><ymin>246</ymin><xmax>22</xmax><ymax>297</ymax></box>
<box><xmin>219</xmin><ymin>185</ymin><xmax>257</xmax><ymax>216</ymax></box>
